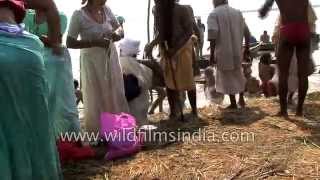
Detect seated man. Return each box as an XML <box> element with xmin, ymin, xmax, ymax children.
<box><xmin>243</xmin><ymin>63</ymin><xmax>260</xmax><ymax>94</ymax></box>
<box><xmin>259</xmin><ymin>53</ymin><xmax>277</xmax><ymax>97</ymax></box>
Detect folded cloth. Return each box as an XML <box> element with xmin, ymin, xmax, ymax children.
<box><xmin>0</xmin><ymin>22</ymin><xmax>24</xmax><ymax>36</ymax></box>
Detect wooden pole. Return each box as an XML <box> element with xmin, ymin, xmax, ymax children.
<box><xmin>147</xmin><ymin>0</ymin><xmax>151</xmax><ymax>43</ymax></box>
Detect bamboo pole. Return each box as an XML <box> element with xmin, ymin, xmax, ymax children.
<box><xmin>147</xmin><ymin>0</ymin><xmax>151</xmax><ymax>43</ymax></box>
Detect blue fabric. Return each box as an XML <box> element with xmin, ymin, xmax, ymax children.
<box><xmin>0</xmin><ymin>31</ymin><xmax>62</xmax><ymax>180</ymax></box>
<box><xmin>44</xmin><ymin>47</ymin><xmax>80</xmax><ymax>138</ymax></box>
<box><xmin>0</xmin><ymin>23</ymin><xmax>24</xmax><ymax>36</ymax></box>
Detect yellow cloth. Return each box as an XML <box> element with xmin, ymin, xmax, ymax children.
<box><xmin>161</xmin><ymin>38</ymin><xmax>195</xmax><ymax>91</ymax></box>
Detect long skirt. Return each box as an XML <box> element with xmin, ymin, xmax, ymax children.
<box><xmin>44</xmin><ymin>47</ymin><xmax>80</xmax><ymax>138</ymax></box>
<box><xmin>81</xmin><ymin>44</ymin><xmax>129</xmax><ymax>134</ymax></box>
<box><xmin>0</xmin><ymin>33</ymin><xmax>61</xmax><ymax>180</ymax></box>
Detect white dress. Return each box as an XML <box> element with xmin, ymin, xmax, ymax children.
<box><xmin>68</xmin><ymin>7</ymin><xmax>129</xmax><ymax>134</ymax></box>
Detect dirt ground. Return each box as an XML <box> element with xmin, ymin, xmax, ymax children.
<box><xmin>63</xmin><ymin>92</ymin><xmax>320</xmax><ymax>180</ymax></box>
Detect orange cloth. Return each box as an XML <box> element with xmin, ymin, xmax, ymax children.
<box><xmin>161</xmin><ymin>38</ymin><xmax>195</xmax><ymax>91</ymax></box>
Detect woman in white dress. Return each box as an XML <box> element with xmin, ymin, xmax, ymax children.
<box><xmin>67</xmin><ymin>0</ymin><xmax>129</xmax><ymax>134</ymax></box>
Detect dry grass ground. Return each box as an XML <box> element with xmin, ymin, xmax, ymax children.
<box><xmin>63</xmin><ymin>92</ymin><xmax>320</xmax><ymax>180</ymax></box>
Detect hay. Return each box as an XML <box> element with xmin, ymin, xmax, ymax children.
<box><xmin>63</xmin><ymin>92</ymin><xmax>320</xmax><ymax>180</ymax></box>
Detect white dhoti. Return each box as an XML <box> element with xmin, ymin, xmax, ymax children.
<box><xmin>207</xmin><ymin>5</ymin><xmax>247</xmax><ymax>95</ymax></box>
<box><xmin>216</xmin><ymin>68</ymin><xmax>246</xmax><ymax>95</ymax></box>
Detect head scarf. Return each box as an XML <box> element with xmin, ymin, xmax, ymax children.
<box><xmin>0</xmin><ymin>0</ymin><xmax>26</xmax><ymax>23</ymax></box>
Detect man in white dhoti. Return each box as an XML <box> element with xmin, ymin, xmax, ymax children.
<box><xmin>207</xmin><ymin>0</ymin><xmax>251</xmax><ymax>109</ymax></box>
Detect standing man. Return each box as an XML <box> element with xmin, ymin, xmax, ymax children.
<box><xmin>259</xmin><ymin>0</ymin><xmax>311</xmax><ymax>117</ymax></box>
<box><xmin>260</xmin><ymin>30</ymin><xmax>271</xmax><ymax>43</ymax></box>
<box><xmin>197</xmin><ymin>17</ymin><xmax>206</xmax><ymax>58</ymax></box>
<box><xmin>207</xmin><ymin>0</ymin><xmax>251</xmax><ymax>109</ymax></box>
<box><xmin>145</xmin><ymin>0</ymin><xmax>198</xmax><ymax>120</ymax></box>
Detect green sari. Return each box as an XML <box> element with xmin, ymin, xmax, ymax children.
<box><xmin>23</xmin><ymin>10</ymin><xmax>80</xmax><ymax>138</ymax></box>
<box><xmin>0</xmin><ymin>30</ymin><xmax>61</xmax><ymax>179</ymax></box>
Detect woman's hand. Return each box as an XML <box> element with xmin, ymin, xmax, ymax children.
<box><xmin>110</xmin><ymin>33</ymin><xmax>122</xmax><ymax>42</ymax></box>
<box><xmin>40</xmin><ymin>35</ymin><xmax>63</xmax><ymax>55</ymax></box>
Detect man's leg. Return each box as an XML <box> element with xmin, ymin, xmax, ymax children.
<box><xmin>288</xmin><ymin>92</ymin><xmax>295</xmax><ymax>105</ymax></box>
<box><xmin>148</xmin><ymin>88</ymin><xmax>166</xmax><ymax>114</ymax></box>
<box><xmin>166</xmin><ymin>88</ymin><xmax>178</xmax><ymax>118</ymax></box>
<box><xmin>277</xmin><ymin>39</ymin><xmax>294</xmax><ymax>117</ymax></box>
<box><xmin>228</xmin><ymin>95</ymin><xmax>238</xmax><ymax>109</ymax></box>
<box><xmin>187</xmin><ymin>89</ymin><xmax>197</xmax><ymax>115</ymax></box>
<box><xmin>200</xmin><ymin>42</ymin><xmax>203</xmax><ymax>58</ymax></box>
<box><xmin>295</xmin><ymin>41</ymin><xmax>311</xmax><ymax>116</ymax></box>
<box><xmin>238</xmin><ymin>92</ymin><xmax>246</xmax><ymax>108</ymax></box>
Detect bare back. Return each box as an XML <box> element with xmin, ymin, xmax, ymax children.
<box><xmin>171</xmin><ymin>4</ymin><xmax>193</xmax><ymax>51</ymax></box>
<box><xmin>275</xmin><ymin>0</ymin><xmax>309</xmax><ymax>24</ymax></box>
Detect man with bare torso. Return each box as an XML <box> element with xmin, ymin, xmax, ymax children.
<box><xmin>145</xmin><ymin>0</ymin><xmax>198</xmax><ymax>120</ymax></box>
<box><xmin>259</xmin><ymin>0</ymin><xmax>310</xmax><ymax>117</ymax></box>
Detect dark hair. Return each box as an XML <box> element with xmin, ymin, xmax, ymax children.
<box><xmin>260</xmin><ymin>53</ymin><xmax>272</xmax><ymax>65</ymax></box>
<box><xmin>154</xmin><ymin>0</ymin><xmax>175</xmax><ymax>50</ymax></box>
<box><xmin>74</xmin><ymin>80</ymin><xmax>79</xmax><ymax>89</ymax></box>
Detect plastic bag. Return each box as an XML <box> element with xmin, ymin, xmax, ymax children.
<box><xmin>100</xmin><ymin>112</ymin><xmax>142</xmax><ymax>160</ymax></box>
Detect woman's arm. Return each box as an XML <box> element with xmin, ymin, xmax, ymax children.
<box><xmin>66</xmin><ymin>36</ymin><xmax>110</xmax><ymax>49</ymax></box>
<box><xmin>26</xmin><ymin>0</ymin><xmax>61</xmax><ymax>47</ymax></box>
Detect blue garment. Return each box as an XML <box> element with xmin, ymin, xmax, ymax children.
<box><xmin>23</xmin><ymin>11</ymin><xmax>80</xmax><ymax>138</ymax></box>
<box><xmin>0</xmin><ymin>28</ymin><xmax>62</xmax><ymax>180</ymax></box>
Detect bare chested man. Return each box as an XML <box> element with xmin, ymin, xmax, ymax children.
<box><xmin>145</xmin><ymin>0</ymin><xmax>198</xmax><ymax>121</ymax></box>
<box><xmin>259</xmin><ymin>0</ymin><xmax>310</xmax><ymax>117</ymax></box>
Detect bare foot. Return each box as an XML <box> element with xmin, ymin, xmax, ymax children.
<box><xmin>238</xmin><ymin>99</ymin><xmax>246</xmax><ymax>108</ymax></box>
<box><xmin>275</xmin><ymin>111</ymin><xmax>289</xmax><ymax>119</ymax></box>
<box><xmin>295</xmin><ymin>108</ymin><xmax>304</xmax><ymax>117</ymax></box>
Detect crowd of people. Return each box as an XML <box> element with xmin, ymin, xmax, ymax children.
<box><xmin>0</xmin><ymin>0</ymin><xmax>318</xmax><ymax>179</ymax></box>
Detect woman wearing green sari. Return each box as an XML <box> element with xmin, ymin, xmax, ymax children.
<box><xmin>0</xmin><ymin>0</ymin><xmax>62</xmax><ymax>179</ymax></box>
<box><xmin>24</xmin><ymin>10</ymin><xmax>80</xmax><ymax>138</ymax></box>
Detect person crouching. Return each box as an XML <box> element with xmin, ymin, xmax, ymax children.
<box><xmin>119</xmin><ymin>38</ymin><xmax>153</xmax><ymax>126</ymax></box>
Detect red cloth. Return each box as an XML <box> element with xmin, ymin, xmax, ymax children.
<box><xmin>0</xmin><ymin>0</ymin><xmax>26</xmax><ymax>23</ymax></box>
<box><xmin>280</xmin><ymin>22</ymin><xmax>310</xmax><ymax>45</ymax></box>
<box><xmin>57</xmin><ymin>141</ymin><xmax>96</xmax><ymax>164</ymax></box>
